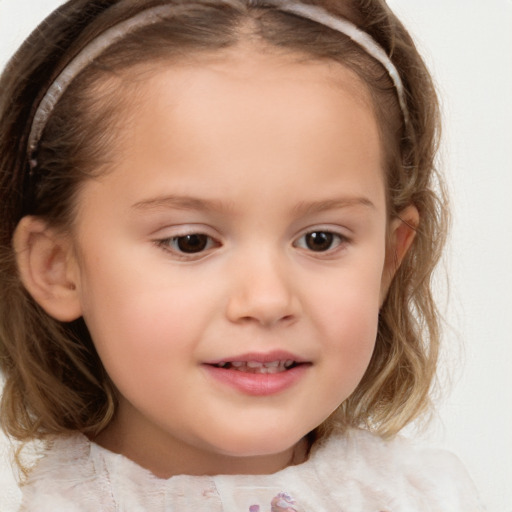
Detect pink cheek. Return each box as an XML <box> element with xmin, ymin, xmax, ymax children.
<box><xmin>118</xmin><ymin>302</ymin><xmax>198</xmax><ymax>359</ymax></box>
<box><xmin>322</xmin><ymin>297</ymin><xmax>379</xmax><ymax>338</ymax></box>
<box><xmin>320</xmin><ymin>299</ymin><xmax>379</xmax><ymax>368</ymax></box>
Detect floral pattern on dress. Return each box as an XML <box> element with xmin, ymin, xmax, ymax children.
<box><xmin>249</xmin><ymin>492</ymin><xmax>299</xmax><ymax>512</ymax></box>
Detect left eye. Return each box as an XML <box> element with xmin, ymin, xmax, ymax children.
<box><xmin>159</xmin><ymin>234</ymin><xmax>216</xmax><ymax>254</ymax></box>
<box><xmin>295</xmin><ymin>231</ymin><xmax>345</xmax><ymax>252</ymax></box>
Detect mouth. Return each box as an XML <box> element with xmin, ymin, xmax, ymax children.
<box><xmin>203</xmin><ymin>352</ymin><xmax>310</xmax><ymax>396</ymax></box>
<box><xmin>210</xmin><ymin>360</ymin><xmax>301</xmax><ymax>374</ymax></box>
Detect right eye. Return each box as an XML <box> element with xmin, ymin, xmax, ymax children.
<box><xmin>156</xmin><ymin>233</ymin><xmax>218</xmax><ymax>255</ymax></box>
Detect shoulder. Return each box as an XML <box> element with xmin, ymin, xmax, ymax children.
<box><xmin>310</xmin><ymin>428</ymin><xmax>485</xmax><ymax>511</ymax></box>
<box><xmin>20</xmin><ymin>434</ymin><xmax>114</xmax><ymax>512</ymax></box>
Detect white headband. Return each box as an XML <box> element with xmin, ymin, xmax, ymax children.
<box><xmin>27</xmin><ymin>0</ymin><xmax>408</xmax><ymax>169</ymax></box>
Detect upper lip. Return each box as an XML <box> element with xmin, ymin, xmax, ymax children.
<box><xmin>203</xmin><ymin>350</ymin><xmax>309</xmax><ymax>365</ymax></box>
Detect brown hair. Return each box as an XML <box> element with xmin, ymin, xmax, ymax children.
<box><xmin>0</xmin><ymin>0</ymin><xmax>446</xmax><ymax>445</ymax></box>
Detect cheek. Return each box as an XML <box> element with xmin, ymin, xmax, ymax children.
<box><xmin>76</xmin><ymin>257</ymin><xmax>210</xmax><ymax>382</ymax></box>
<box><xmin>83</xmin><ymin>285</ymin><xmax>201</xmax><ymax>356</ymax></box>
<box><xmin>312</xmin><ymin>264</ymin><xmax>383</xmax><ymax>380</ymax></box>
<box><xmin>83</xmin><ymin>293</ymin><xmax>195</xmax><ymax>409</ymax></box>
<box><xmin>325</xmin><ymin>300</ymin><xmax>378</xmax><ymax>371</ymax></box>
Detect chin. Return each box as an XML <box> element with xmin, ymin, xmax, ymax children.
<box><xmin>208</xmin><ymin>427</ymin><xmax>307</xmax><ymax>460</ymax></box>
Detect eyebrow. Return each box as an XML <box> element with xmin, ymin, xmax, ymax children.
<box><xmin>293</xmin><ymin>197</ymin><xmax>376</xmax><ymax>216</ymax></box>
<box><xmin>131</xmin><ymin>195</ymin><xmax>234</xmax><ymax>213</ymax></box>
<box><xmin>131</xmin><ymin>195</ymin><xmax>375</xmax><ymax>215</ymax></box>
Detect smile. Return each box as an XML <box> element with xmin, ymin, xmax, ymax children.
<box><xmin>203</xmin><ymin>352</ymin><xmax>310</xmax><ymax>396</ymax></box>
<box><xmin>212</xmin><ymin>360</ymin><xmax>298</xmax><ymax>374</ymax></box>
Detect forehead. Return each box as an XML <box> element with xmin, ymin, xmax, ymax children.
<box><xmin>100</xmin><ymin>45</ymin><xmax>377</xmax><ymax>142</ymax></box>
<box><xmin>78</xmin><ymin>47</ymin><xmax>386</xmax><ymax>216</ymax></box>
<box><xmin>124</xmin><ymin>45</ymin><xmax>377</xmax><ymax>121</ymax></box>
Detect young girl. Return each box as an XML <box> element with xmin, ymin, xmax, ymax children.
<box><xmin>0</xmin><ymin>0</ymin><xmax>484</xmax><ymax>510</ymax></box>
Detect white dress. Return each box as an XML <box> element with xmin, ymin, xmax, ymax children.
<box><xmin>19</xmin><ymin>428</ymin><xmax>484</xmax><ymax>511</ymax></box>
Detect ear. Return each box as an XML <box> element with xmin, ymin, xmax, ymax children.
<box><xmin>13</xmin><ymin>216</ymin><xmax>82</xmax><ymax>322</ymax></box>
<box><xmin>380</xmin><ymin>204</ymin><xmax>420</xmax><ymax>303</ymax></box>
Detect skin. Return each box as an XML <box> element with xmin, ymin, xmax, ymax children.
<box><xmin>15</xmin><ymin>47</ymin><xmax>417</xmax><ymax>478</ymax></box>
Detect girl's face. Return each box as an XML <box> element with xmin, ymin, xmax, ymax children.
<box><xmin>67</xmin><ymin>48</ymin><xmax>400</xmax><ymax>477</ymax></box>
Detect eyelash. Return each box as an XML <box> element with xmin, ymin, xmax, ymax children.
<box><xmin>154</xmin><ymin>233</ymin><xmax>220</xmax><ymax>259</ymax></box>
<box><xmin>154</xmin><ymin>228</ymin><xmax>349</xmax><ymax>259</ymax></box>
<box><xmin>293</xmin><ymin>230</ymin><xmax>349</xmax><ymax>254</ymax></box>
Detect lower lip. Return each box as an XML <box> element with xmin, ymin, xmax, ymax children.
<box><xmin>202</xmin><ymin>364</ymin><xmax>309</xmax><ymax>396</ymax></box>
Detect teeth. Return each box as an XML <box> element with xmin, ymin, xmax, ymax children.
<box><xmin>214</xmin><ymin>360</ymin><xmax>298</xmax><ymax>373</ymax></box>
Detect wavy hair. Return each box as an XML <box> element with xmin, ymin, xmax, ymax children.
<box><xmin>0</xmin><ymin>0</ymin><xmax>446</xmax><ymax>446</ymax></box>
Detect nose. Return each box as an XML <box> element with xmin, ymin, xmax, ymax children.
<box><xmin>225</xmin><ymin>251</ymin><xmax>301</xmax><ymax>328</ymax></box>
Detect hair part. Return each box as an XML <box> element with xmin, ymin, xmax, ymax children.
<box><xmin>0</xmin><ymin>0</ymin><xmax>446</xmax><ymax>446</ymax></box>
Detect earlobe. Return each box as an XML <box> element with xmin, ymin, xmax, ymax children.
<box><xmin>380</xmin><ymin>205</ymin><xmax>420</xmax><ymax>302</ymax></box>
<box><xmin>13</xmin><ymin>216</ymin><xmax>82</xmax><ymax>322</ymax></box>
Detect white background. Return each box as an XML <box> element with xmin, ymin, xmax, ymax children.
<box><xmin>0</xmin><ymin>1</ymin><xmax>511</xmax><ymax>511</ymax></box>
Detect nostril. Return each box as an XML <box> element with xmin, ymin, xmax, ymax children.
<box><xmin>237</xmin><ymin>312</ymin><xmax>296</xmax><ymax>327</ymax></box>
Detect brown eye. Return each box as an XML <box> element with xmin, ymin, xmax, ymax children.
<box><xmin>294</xmin><ymin>230</ymin><xmax>346</xmax><ymax>253</ymax></box>
<box><xmin>304</xmin><ymin>232</ymin><xmax>335</xmax><ymax>252</ymax></box>
<box><xmin>175</xmin><ymin>234</ymin><xmax>210</xmax><ymax>253</ymax></box>
<box><xmin>156</xmin><ymin>231</ymin><xmax>220</xmax><ymax>258</ymax></box>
